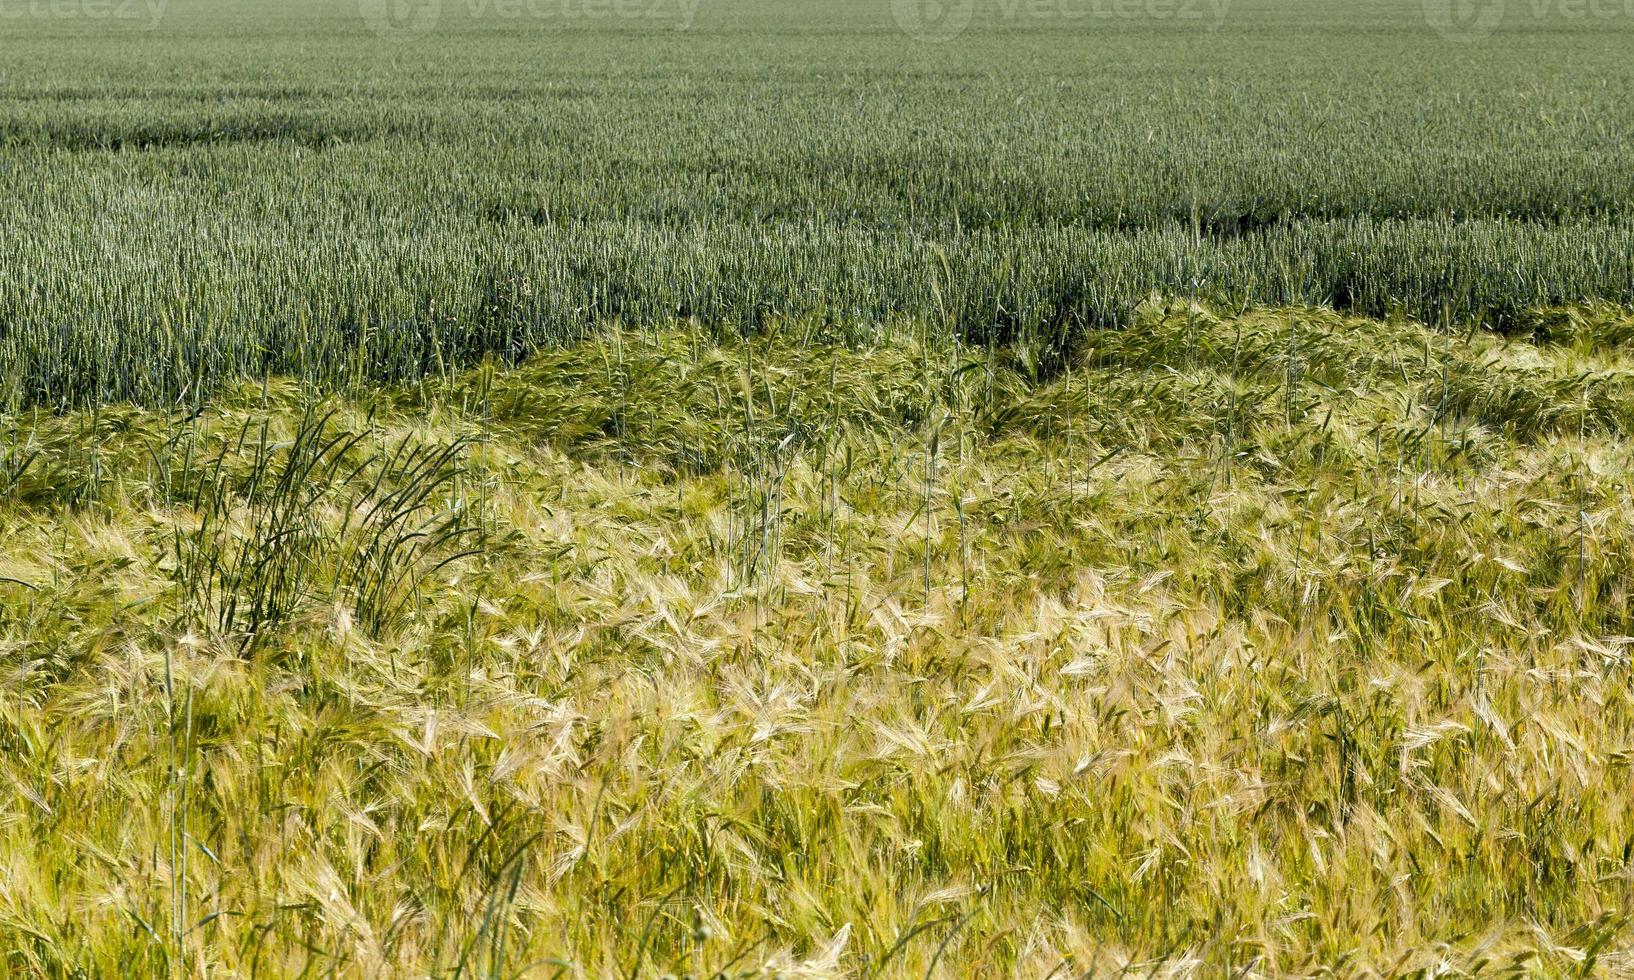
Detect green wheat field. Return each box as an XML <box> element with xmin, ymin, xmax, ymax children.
<box><xmin>5</xmin><ymin>0</ymin><xmax>1634</xmax><ymax>974</ymax></box>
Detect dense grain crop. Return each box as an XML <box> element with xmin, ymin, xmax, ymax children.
<box><xmin>6</xmin><ymin>0</ymin><xmax>1634</xmax><ymax>974</ymax></box>
<box><xmin>3</xmin><ymin>0</ymin><xmax>1634</xmax><ymax>404</ymax></box>
<box><xmin>7</xmin><ymin>306</ymin><xmax>1634</xmax><ymax>974</ymax></box>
